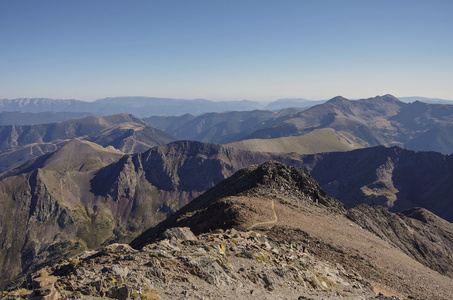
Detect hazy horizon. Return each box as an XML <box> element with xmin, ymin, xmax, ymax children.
<box><xmin>1</xmin><ymin>0</ymin><xmax>452</xmax><ymax>101</ymax></box>
<box><xmin>2</xmin><ymin>94</ymin><xmax>453</xmax><ymax>104</ymax></box>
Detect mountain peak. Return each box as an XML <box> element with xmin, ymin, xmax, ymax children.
<box><xmin>130</xmin><ymin>161</ymin><xmax>344</xmax><ymax>249</ymax></box>
<box><xmin>202</xmin><ymin>160</ymin><xmax>343</xmax><ymax>206</ymax></box>
<box><xmin>371</xmin><ymin>94</ymin><xmax>402</xmax><ymax>103</ymax></box>
<box><xmin>326</xmin><ymin>96</ymin><xmax>349</xmax><ymax>103</ymax></box>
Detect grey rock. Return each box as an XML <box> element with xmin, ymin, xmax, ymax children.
<box><xmin>160</xmin><ymin>227</ymin><xmax>197</xmax><ymax>242</ymax></box>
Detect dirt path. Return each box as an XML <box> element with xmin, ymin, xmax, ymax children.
<box><xmin>249</xmin><ymin>199</ymin><xmax>278</xmax><ymax>229</ymax></box>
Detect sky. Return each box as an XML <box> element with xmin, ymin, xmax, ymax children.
<box><xmin>1</xmin><ymin>0</ymin><xmax>452</xmax><ymax>102</ymax></box>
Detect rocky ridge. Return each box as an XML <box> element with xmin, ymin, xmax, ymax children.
<box><xmin>130</xmin><ymin>161</ymin><xmax>344</xmax><ymax>248</ymax></box>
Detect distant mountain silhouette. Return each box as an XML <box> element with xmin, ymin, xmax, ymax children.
<box><xmin>144</xmin><ymin>110</ymin><xmax>276</xmax><ymax>143</ymax></box>
<box><xmin>0</xmin><ymin>97</ymin><xmax>264</xmax><ymax>117</ymax></box>
<box><xmin>264</xmin><ymin>98</ymin><xmax>327</xmax><ymax>110</ymax></box>
<box><xmin>0</xmin><ymin>111</ymin><xmax>93</xmax><ymax>125</ymax></box>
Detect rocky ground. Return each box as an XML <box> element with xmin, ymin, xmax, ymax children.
<box><xmin>1</xmin><ymin>227</ymin><xmax>395</xmax><ymax>300</ymax></box>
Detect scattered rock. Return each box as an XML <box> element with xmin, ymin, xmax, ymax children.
<box><xmin>31</xmin><ymin>276</ymin><xmax>58</xmax><ymax>290</ymax></box>
<box><xmin>28</xmin><ymin>283</ymin><xmax>60</xmax><ymax>300</ymax></box>
<box><xmin>107</xmin><ymin>285</ymin><xmax>131</xmax><ymax>300</ymax></box>
<box><xmin>141</xmin><ymin>285</ymin><xmax>161</xmax><ymax>300</ymax></box>
<box><xmin>102</xmin><ymin>243</ymin><xmax>138</xmax><ymax>255</ymax></box>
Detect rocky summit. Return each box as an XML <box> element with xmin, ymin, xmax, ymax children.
<box><xmin>2</xmin><ymin>161</ymin><xmax>453</xmax><ymax>300</ymax></box>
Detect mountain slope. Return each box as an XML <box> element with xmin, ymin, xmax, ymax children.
<box><xmin>0</xmin><ymin>139</ymin><xmax>125</xmax><ymax>289</ymax></box>
<box><xmin>130</xmin><ymin>161</ymin><xmax>453</xmax><ymax>299</ymax></box>
<box><xmin>144</xmin><ymin>110</ymin><xmax>276</xmax><ymax>143</ymax></box>
<box><xmin>91</xmin><ymin>94</ymin><xmax>453</xmax><ymax>154</ymax></box>
<box><xmin>8</xmin><ymin>161</ymin><xmax>453</xmax><ymax>299</ymax></box>
<box><xmin>348</xmin><ymin>205</ymin><xmax>453</xmax><ymax>278</ymax></box>
<box><xmin>0</xmin><ymin>140</ymin><xmax>453</xmax><ymax>290</ymax></box>
<box><xmin>144</xmin><ymin>94</ymin><xmax>453</xmax><ymax>154</ymax></box>
<box><xmin>130</xmin><ymin>161</ymin><xmax>344</xmax><ymax>248</ymax></box>
<box><xmin>404</xmin><ymin>123</ymin><xmax>453</xmax><ymax>153</ymax></box>
<box><xmin>0</xmin><ymin>113</ymin><xmax>146</xmax><ymax>149</ymax></box>
<box><xmin>243</xmin><ymin>95</ymin><xmax>453</xmax><ymax>153</ymax></box>
<box><xmin>90</xmin><ymin>141</ymin><xmax>307</xmax><ymax>213</ymax></box>
<box><xmin>242</xmin><ymin>95</ymin><xmax>404</xmax><ymax>143</ymax></box>
<box><xmin>2</xmin><ymin>140</ymin><xmax>453</xmax><ymax>293</ymax></box>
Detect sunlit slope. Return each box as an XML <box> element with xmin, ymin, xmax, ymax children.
<box><xmin>228</xmin><ymin>128</ymin><xmax>366</xmax><ymax>154</ymax></box>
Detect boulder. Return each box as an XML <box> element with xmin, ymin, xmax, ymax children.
<box><xmin>159</xmin><ymin>227</ymin><xmax>197</xmax><ymax>242</ymax></box>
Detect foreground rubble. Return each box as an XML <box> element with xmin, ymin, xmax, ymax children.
<box><xmin>2</xmin><ymin>227</ymin><xmax>394</xmax><ymax>300</ymax></box>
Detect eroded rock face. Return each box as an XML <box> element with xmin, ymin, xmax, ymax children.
<box><xmin>302</xmin><ymin>146</ymin><xmax>453</xmax><ymax>221</ymax></box>
<box><xmin>3</xmin><ymin>228</ymin><xmax>382</xmax><ymax>300</ymax></box>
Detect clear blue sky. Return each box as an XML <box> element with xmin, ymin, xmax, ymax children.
<box><xmin>1</xmin><ymin>0</ymin><xmax>452</xmax><ymax>102</ymax></box>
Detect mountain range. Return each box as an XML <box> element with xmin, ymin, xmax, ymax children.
<box><xmin>1</xmin><ymin>95</ymin><xmax>452</xmax><ymax>119</ymax></box>
<box><xmin>1</xmin><ymin>138</ymin><xmax>453</xmax><ymax>292</ymax></box>
<box><xmin>0</xmin><ymin>113</ymin><xmax>177</xmax><ymax>173</ymax></box>
<box><xmin>4</xmin><ymin>94</ymin><xmax>453</xmax><ymax>155</ymax></box>
<box><xmin>145</xmin><ymin>94</ymin><xmax>453</xmax><ymax>154</ymax></box>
